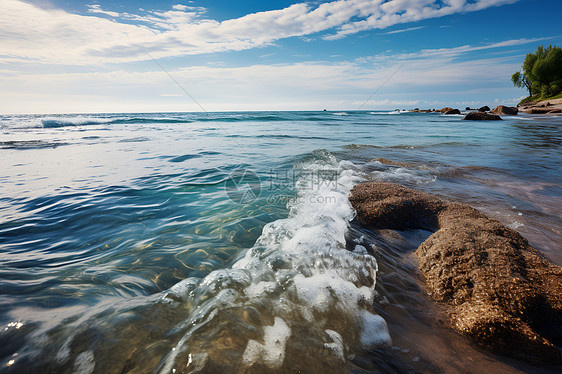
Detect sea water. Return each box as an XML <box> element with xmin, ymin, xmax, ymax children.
<box><xmin>0</xmin><ymin>111</ymin><xmax>560</xmax><ymax>373</ymax></box>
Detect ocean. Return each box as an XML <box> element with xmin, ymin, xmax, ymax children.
<box><xmin>0</xmin><ymin>111</ymin><xmax>561</xmax><ymax>373</ymax></box>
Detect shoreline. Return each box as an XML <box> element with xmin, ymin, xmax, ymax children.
<box><xmin>406</xmin><ymin>102</ymin><xmax>562</xmax><ymax>118</ymax></box>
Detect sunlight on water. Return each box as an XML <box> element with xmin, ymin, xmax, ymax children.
<box><xmin>0</xmin><ymin>111</ymin><xmax>560</xmax><ymax>373</ymax></box>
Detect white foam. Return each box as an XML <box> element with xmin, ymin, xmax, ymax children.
<box><xmin>354</xmin><ymin>245</ymin><xmax>368</xmax><ymax>254</ymax></box>
<box><xmin>159</xmin><ymin>152</ymin><xmax>391</xmax><ymax>371</ymax></box>
<box><xmin>324</xmin><ymin>329</ymin><xmax>345</xmax><ymax>361</ymax></box>
<box><xmin>185</xmin><ymin>353</ymin><xmax>208</xmax><ymax>372</ymax></box>
<box><xmin>359</xmin><ymin>310</ymin><xmax>391</xmax><ymax>347</ymax></box>
<box><xmin>42</xmin><ymin>116</ymin><xmax>114</xmax><ymax>127</ymax></box>
<box><xmin>242</xmin><ymin>317</ymin><xmax>291</xmax><ymax>369</ymax></box>
<box><xmin>371</xmin><ymin>111</ymin><xmax>402</xmax><ymax>115</ymax></box>
<box><xmin>369</xmin><ymin>163</ymin><xmax>437</xmax><ymax>185</ymax></box>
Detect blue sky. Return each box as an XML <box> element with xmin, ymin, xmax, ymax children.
<box><xmin>1</xmin><ymin>0</ymin><xmax>561</xmax><ymax>113</ymax></box>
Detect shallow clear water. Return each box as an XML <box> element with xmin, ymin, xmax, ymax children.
<box><xmin>0</xmin><ymin>111</ymin><xmax>561</xmax><ymax>373</ymax></box>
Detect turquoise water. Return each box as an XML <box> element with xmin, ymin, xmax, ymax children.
<box><xmin>0</xmin><ymin>111</ymin><xmax>561</xmax><ymax>373</ymax></box>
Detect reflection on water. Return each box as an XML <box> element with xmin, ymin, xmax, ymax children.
<box><xmin>511</xmin><ymin>118</ymin><xmax>562</xmax><ymax>148</ymax></box>
<box><xmin>0</xmin><ymin>111</ymin><xmax>561</xmax><ymax>373</ymax></box>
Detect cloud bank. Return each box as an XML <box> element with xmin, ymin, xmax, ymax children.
<box><xmin>0</xmin><ymin>37</ymin><xmax>539</xmax><ymax>113</ymax></box>
<box><xmin>0</xmin><ymin>0</ymin><xmax>520</xmax><ymax>64</ymax></box>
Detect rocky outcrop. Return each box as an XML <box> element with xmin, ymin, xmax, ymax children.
<box><xmin>349</xmin><ymin>182</ymin><xmax>562</xmax><ymax>365</ymax></box>
<box><xmin>478</xmin><ymin>106</ymin><xmax>490</xmax><ymax>112</ymax></box>
<box><xmin>523</xmin><ymin>107</ymin><xmax>562</xmax><ymax>114</ymax></box>
<box><xmin>372</xmin><ymin>158</ymin><xmax>433</xmax><ymax>170</ymax></box>
<box><xmin>463</xmin><ymin>112</ymin><xmax>502</xmax><ymax>120</ymax></box>
<box><xmin>490</xmin><ymin>105</ymin><xmax>518</xmax><ymax>115</ymax></box>
<box><xmin>439</xmin><ymin>107</ymin><xmax>453</xmax><ymax>113</ymax></box>
<box><xmin>523</xmin><ymin>108</ymin><xmax>552</xmax><ymax>114</ymax></box>
<box><xmin>444</xmin><ymin>109</ymin><xmax>461</xmax><ymax>115</ymax></box>
<box><xmin>519</xmin><ymin>98</ymin><xmax>562</xmax><ymax>115</ymax></box>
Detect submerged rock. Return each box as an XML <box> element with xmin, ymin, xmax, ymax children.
<box><xmin>349</xmin><ymin>182</ymin><xmax>562</xmax><ymax>365</ymax></box>
<box><xmin>490</xmin><ymin>105</ymin><xmax>518</xmax><ymax>115</ymax></box>
<box><xmin>463</xmin><ymin>112</ymin><xmax>502</xmax><ymax>120</ymax></box>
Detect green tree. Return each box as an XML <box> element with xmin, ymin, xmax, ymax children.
<box><xmin>512</xmin><ymin>45</ymin><xmax>562</xmax><ymax>97</ymax></box>
<box><xmin>511</xmin><ymin>71</ymin><xmax>532</xmax><ymax>96</ymax></box>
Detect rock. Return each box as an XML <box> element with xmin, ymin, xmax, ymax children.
<box><xmin>519</xmin><ymin>99</ymin><xmax>562</xmax><ymax>114</ymax></box>
<box><xmin>419</xmin><ymin>109</ymin><xmax>432</xmax><ymax>113</ymax></box>
<box><xmin>372</xmin><ymin>158</ymin><xmax>430</xmax><ymax>170</ymax></box>
<box><xmin>524</xmin><ymin>108</ymin><xmax>553</xmax><ymax>114</ymax></box>
<box><xmin>463</xmin><ymin>112</ymin><xmax>502</xmax><ymax>120</ymax></box>
<box><xmin>490</xmin><ymin>105</ymin><xmax>518</xmax><ymax>115</ymax></box>
<box><xmin>349</xmin><ymin>182</ymin><xmax>562</xmax><ymax>365</ymax></box>
<box><xmin>439</xmin><ymin>107</ymin><xmax>453</xmax><ymax>113</ymax></box>
<box><xmin>444</xmin><ymin>109</ymin><xmax>461</xmax><ymax>115</ymax></box>
<box><xmin>478</xmin><ymin>106</ymin><xmax>490</xmax><ymax>112</ymax></box>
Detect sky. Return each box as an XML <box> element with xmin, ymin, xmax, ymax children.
<box><xmin>1</xmin><ymin>0</ymin><xmax>561</xmax><ymax>113</ymax></box>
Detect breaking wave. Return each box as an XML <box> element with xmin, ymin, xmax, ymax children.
<box><xmin>154</xmin><ymin>151</ymin><xmax>391</xmax><ymax>372</ymax></box>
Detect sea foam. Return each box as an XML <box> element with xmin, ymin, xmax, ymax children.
<box><xmin>157</xmin><ymin>151</ymin><xmax>391</xmax><ymax>373</ymax></box>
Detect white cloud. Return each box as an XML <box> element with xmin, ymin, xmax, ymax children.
<box><xmin>324</xmin><ymin>0</ymin><xmax>520</xmax><ymax>39</ymax></box>
<box><xmin>356</xmin><ymin>37</ymin><xmax>554</xmax><ymax>64</ymax></box>
<box><xmin>385</xmin><ymin>26</ymin><xmax>426</xmax><ymax>34</ymax></box>
<box><xmin>0</xmin><ymin>38</ymin><xmax>529</xmax><ymax>113</ymax></box>
<box><xmin>0</xmin><ymin>0</ymin><xmax>521</xmax><ymax>64</ymax></box>
<box><xmin>87</xmin><ymin>4</ymin><xmax>119</xmax><ymax>18</ymax></box>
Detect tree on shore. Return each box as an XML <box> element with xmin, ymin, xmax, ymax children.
<box><xmin>511</xmin><ymin>71</ymin><xmax>532</xmax><ymax>96</ymax></box>
<box><xmin>511</xmin><ymin>45</ymin><xmax>562</xmax><ymax>97</ymax></box>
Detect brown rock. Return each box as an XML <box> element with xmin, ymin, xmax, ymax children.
<box><xmin>478</xmin><ymin>106</ymin><xmax>490</xmax><ymax>112</ymax></box>
<box><xmin>349</xmin><ymin>182</ymin><xmax>562</xmax><ymax>364</ymax></box>
<box><xmin>444</xmin><ymin>109</ymin><xmax>461</xmax><ymax>115</ymax></box>
<box><xmin>373</xmin><ymin>158</ymin><xmax>413</xmax><ymax>168</ymax></box>
<box><xmin>548</xmin><ymin>109</ymin><xmax>562</xmax><ymax>114</ymax></box>
<box><xmin>524</xmin><ymin>108</ymin><xmax>554</xmax><ymax>114</ymax></box>
<box><xmin>490</xmin><ymin>105</ymin><xmax>518</xmax><ymax>115</ymax></box>
<box><xmin>439</xmin><ymin>107</ymin><xmax>453</xmax><ymax>113</ymax></box>
<box><xmin>371</xmin><ymin>158</ymin><xmax>433</xmax><ymax>171</ymax></box>
<box><xmin>463</xmin><ymin>112</ymin><xmax>502</xmax><ymax>120</ymax></box>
